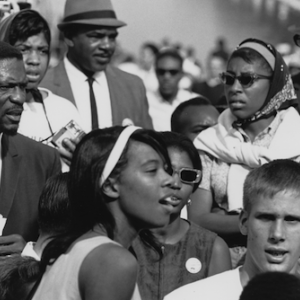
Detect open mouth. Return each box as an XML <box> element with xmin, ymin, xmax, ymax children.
<box><xmin>160</xmin><ymin>196</ymin><xmax>181</xmax><ymax>207</ymax></box>
<box><xmin>265</xmin><ymin>249</ymin><xmax>288</xmax><ymax>262</ymax></box>
<box><xmin>229</xmin><ymin>100</ymin><xmax>245</xmax><ymax>108</ymax></box>
<box><xmin>26</xmin><ymin>73</ymin><xmax>40</xmax><ymax>81</ymax></box>
<box><xmin>6</xmin><ymin>109</ymin><xmax>23</xmax><ymax>123</ymax></box>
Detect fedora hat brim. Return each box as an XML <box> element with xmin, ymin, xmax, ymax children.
<box><xmin>58</xmin><ymin>18</ymin><xmax>126</xmax><ymax>30</ymax></box>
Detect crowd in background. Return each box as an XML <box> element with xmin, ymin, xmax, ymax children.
<box><xmin>1</xmin><ymin>0</ymin><xmax>300</xmax><ymax>300</ymax></box>
<box><xmin>112</xmin><ymin>36</ymin><xmax>300</xmax><ymax>111</ymax></box>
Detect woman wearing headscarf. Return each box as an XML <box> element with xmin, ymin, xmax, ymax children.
<box><xmin>188</xmin><ymin>38</ymin><xmax>300</xmax><ymax>266</ymax></box>
<box><xmin>0</xmin><ymin>10</ymin><xmax>81</xmax><ymax>169</ymax></box>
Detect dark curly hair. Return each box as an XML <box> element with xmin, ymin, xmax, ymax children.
<box><xmin>9</xmin><ymin>10</ymin><xmax>50</xmax><ymax>46</ymax></box>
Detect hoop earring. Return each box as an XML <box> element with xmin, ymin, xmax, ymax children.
<box><xmin>187</xmin><ymin>199</ymin><xmax>192</xmax><ymax>206</ymax></box>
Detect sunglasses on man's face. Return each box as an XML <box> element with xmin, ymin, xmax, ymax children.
<box><xmin>294</xmin><ymin>34</ymin><xmax>300</xmax><ymax>47</ymax></box>
<box><xmin>156</xmin><ymin>68</ymin><xmax>181</xmax><ymax>76</ymax></box>
<box><xmin>171</xmin><ymin>168</ymin><xmax>202</xmax><ymax>184</ymax></box>
<box><xmin>219</xmin><ymin>72</ymin><xmax>272</xmax><ymax>88</ymax></box>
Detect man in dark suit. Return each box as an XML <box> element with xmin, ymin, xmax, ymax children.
<box><xmin>41</xmin><ymin>0</ymin><xmax>153</xmax><ymax>133</ymax></box>
<box><xmin>0</xmin><ymin>42</ymin><xmax>61</xmax><ymax>255</ymax></box>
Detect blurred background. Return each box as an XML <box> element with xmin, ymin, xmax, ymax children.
<box><xmin>113</xmin><ymin>0</ymin><xmax>300</xmax><ymax>66</ymax></box>
<box><xmin>6</xmin><ymin>0</ymin><xmax>300</xmax><ymax>92</ymax></box>
<box><xmin>11</xmin><ymin>1</ymin><xmax>296</xmax><ymax>55</ymax></box>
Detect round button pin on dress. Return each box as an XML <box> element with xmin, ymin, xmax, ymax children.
<box><xmin>185</xmin><ymin>257</ymin><xmax>202</xmax><ymax>274</ymax></box>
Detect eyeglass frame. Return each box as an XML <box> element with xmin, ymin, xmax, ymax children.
<box><xmin>219</xmin><ymin>72</ymin><xmax>273</xmax><ymax>88</ymax></box>
<box><xmin>294</xmin><ymin>34</ymin><xmax>300</xmax><ymax>47</ymax></box>
<box><xmin>172</xmin><ymin>167</ymin><xmax>202</xmax><ymax>184</ymax></box>
<box><xmin>156</xmin><ymin>68</ymin><xmax>181</xmax><ymax>76</ymax></box>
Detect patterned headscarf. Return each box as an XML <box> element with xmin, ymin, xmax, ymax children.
<box><xmin>231</xmin><ymin>38</ymin><xmax>297</xmax><ymax>127</ymax></box>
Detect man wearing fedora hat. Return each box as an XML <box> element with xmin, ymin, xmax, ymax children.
<box><xmin>41</xmin><ymin>0</ymin><xmax>153</xmax><ymax>134</ymax></box>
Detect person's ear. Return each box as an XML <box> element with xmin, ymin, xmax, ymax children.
<box><xmin>64</xmin><ymin>36</ymin><xmax>74</xmax><ymax>48</ymax></box>
<box><xmin>101</xmin><ymin>177</ymin><xmax>120</xmax><ymax>200</ymax></box>
<box><xmin>239</xmin><ymin>209</ymin><xmax>249</xmax><ymax>236</ymax></box>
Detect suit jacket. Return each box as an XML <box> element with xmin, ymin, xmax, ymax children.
<box><xmin>41</xmin><ymin>62</ymin><xmax>153</xmax><ymax>129</ymax></box>
<box><xmin>0</xmin><ymin>133</ymin><xmax>61</xmax><ymax>242</ymax></box>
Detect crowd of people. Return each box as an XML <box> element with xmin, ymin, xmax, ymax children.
<box><xmin>1</xmin><ymin>0</ymin><xmax>300</xmax><ymax>299</ymax></box>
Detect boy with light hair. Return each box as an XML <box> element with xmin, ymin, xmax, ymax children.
<box><xmin>165</xmin><ymin>159</ymin><xmax>300</xmax><ymax>300</ymax></box>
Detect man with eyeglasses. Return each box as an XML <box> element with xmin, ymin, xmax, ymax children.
<box><xmin>147</xmin><ymin>48</ymin><xmax>199</xmax><ymax>131</ymax></box>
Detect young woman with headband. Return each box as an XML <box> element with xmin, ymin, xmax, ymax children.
<box><xmin>30</xmin><ymin>126</ymin><xmax>175</xmax><ymax>300</ymax></box>
<box><xmin>189</xmin><ymin>38</ymin><xmax>300</xmax><ymax>267</ymax></box>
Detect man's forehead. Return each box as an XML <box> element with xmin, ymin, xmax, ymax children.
<box><xmin>250</xmin><ymin>191</ymin><xmax>300</xmax><ymax>214</ymax></box>
<box><xmin>182</xmin><ymin>105</ymin><xmax>218</xmax><ymax>121</ymax></box>
<box><xmin>0</xmin><ymin>57</ymin><xmax>23</xmax><ymax>69</ymax></box>
<box><xmin>157</xmin><ymin>56</ymin><xmax>181</xmax><ymax>66</ymax></box>
<box><xmin>0</xmin><ymin>58</ymin><xmax>27</xmax><ymax>81</ymax></box>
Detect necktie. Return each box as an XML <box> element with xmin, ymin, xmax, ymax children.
<box><xmin>87</xmin><ymin>77</ymin><xmax>99</xmax><ymax>130</ymax></box>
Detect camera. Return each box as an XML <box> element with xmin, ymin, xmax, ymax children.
<box><xmin>51</xmin><ymin>120</ymin><xmax>85</xmax><ymax>149</ymax></box>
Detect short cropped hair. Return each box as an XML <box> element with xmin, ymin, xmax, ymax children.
<box><xmin>171</xmin><ymin>96</ymin><xmax>211</xmax><ymax>133</ymax></box>
<box><xmin>8</xmin><ymin>10</ymin><xmax>51</xmax><ymax>46</ymax></box>
<box><xmin>240</xmin><ymin>272</ymin><xmax>300</xmax><ymax>300</ymax></box>
<box><xmin>155</xmin><ymin>48</ymin><xmax>183</xmax><ymax>69</ymax></box>
<box><xmin>0</xmin><ymin>41</ymin><xmax>22</xmax><ymax>61</ymax></box>
<box><xmin>243</xmin><ymin>159</ymin><xmax>300</xmax><ymax>212</ymax></box>
<box><xmin>160</xmin><ymin>131</ymin><xmax>202</xmax><ymax>191</ymax></box>
<box><xmin>142</xmin><ymin>42</ymin><xmax>159</xmax><ymax>56</ymax></box>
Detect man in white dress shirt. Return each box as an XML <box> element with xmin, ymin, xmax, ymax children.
<box><xmin>41</xmin><ymin>0</ymin><xmax>153</xmax><ymax>134</ymax></box>
<box><xmin>147</xmin><ymin>48</ymin><xmax>199</xmax><ymax>131</ymax></box>
<box><xmin>165</xmin><ymin>159</ymin><xmax>300</xmax><ymax>300</ymax></box>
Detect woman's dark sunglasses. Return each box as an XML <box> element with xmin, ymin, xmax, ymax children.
<box><xmin>219</xmin><ymin>72</ymin><xmax>272</xmax><ymax>88</ymax></box>
<box><xmin>294</xmin><ymin>34</ymin><xmax>300</xmax><ymax>47</ymax></box>
<box><xmin>172</xmin><ymin>168</ymin><xmax>202</xmax><ymax>184</ymax></box>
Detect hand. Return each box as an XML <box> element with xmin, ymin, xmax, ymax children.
<box><xmin>57</xmin><ymin>137</ymin><xmax>80</xmax><ymax>166</ymax></box>
<box><xmin>0</xmin><ymin>234</ymin><xmax>26</xmax><ymax>255</ymax></box>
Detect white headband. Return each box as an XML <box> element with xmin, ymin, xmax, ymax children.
<box><xmin>239</xmin><ymin>42</ymin><xmax>275</xmax><ymax>71</ymax></box>
<box><xmin>100</xmin><ymin>126</ymin><xmax>141</xmax><ymax>187</ymax></box>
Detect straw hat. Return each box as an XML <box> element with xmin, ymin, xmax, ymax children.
<box><xmin>58</xmin><ymin>0</ymin><xmax>126</xmax><ymax>30</ymax></box>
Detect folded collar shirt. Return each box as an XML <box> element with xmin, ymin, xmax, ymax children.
<box><xmin>147</xmin><ymin>89</ymin><xmax>198</xmax><ymax>131</ymax></box>
<box><xmin>64</xmin><ymin>57</ymin><xmax>112</xmax><ymax>132</ymax></box>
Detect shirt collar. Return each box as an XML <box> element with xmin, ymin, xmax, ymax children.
<box><xmin>155</xmin><ymin>89</ymin><xmax>180</xmax><ymax>104</ymax></box>
<box><xmin>64</xmin><ymin>56</ymin><xmax>105</xmax><ymax>83</ymax></box>
<box><xmin>237</xmin><ymin>111</ymin><xmax>282</xmax><ymax>141</ymax></box>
